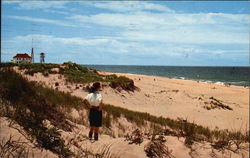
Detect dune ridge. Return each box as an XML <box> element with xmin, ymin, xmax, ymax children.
<box><xmin>0</xmin><ymin>63</ymin><xmax>249</xmax><ymax>158</ymax></box>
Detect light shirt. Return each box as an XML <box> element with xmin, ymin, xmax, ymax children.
<box><xmin>85</xmin><ymin>92</ymin><xmax>102</xmax><ymax>107</ymax></box>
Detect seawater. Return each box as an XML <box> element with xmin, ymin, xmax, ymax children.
<box><xmin>84</xmin><ymin>65</ymin><xmax>250</xmax><ymax>87</ymax></box>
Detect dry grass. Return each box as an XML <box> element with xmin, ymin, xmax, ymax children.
<box><xmin>0</xmin><ymin>135</ymin><xmax>31</xmax><ymax>158</ymax></box>
<box><xmin>0</xmin><ymin>68</ymin><xmax>73</xmax><ymax>157</ymax></box>
<box><xmin>102</xmin><ymin>104</ymin><xmax>249</xmax><ymax>149</ymax></box>
<box><xmin>203</xmin><ymin>97</ymin><xmax>233</xmax><ymax>110</ymax></box>
<box><xmin>144</xmin><ymin>134</ymin><xmax>175</xmax><ymax>158</ymax></box>
<box><xmin>1</xmin><ymin>65</ymin><xmax>248</xmax><ymax>157</ymax></box>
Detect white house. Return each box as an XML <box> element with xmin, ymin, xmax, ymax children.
<box><xmin>13</xmin><ymin>53</ymin><xmax>32</xmax><ymax>63</ymax></box>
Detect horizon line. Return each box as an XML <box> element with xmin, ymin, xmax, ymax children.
<box><xmin>1</xmin><ymin>61</ymin><xmax>249</xmax><ymax>67</ymax></box>
<box><xmin>82</xmin><ymin>64</ymin><xmax>250</xmax><ymax>67</ymax></box>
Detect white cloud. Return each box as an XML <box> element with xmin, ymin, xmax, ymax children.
<box><xmin>13</xmin><ymin>34</ymin><xmax>112</xmax><ymax>46</ymax></box>
<box><xmin>43</xmin><ymin>9</ymin><xmax>70</xmax><ymax>15</ymax></box>
<box><xmin>176</xmin><ymin>13</ymin><xmax>248</xmax><ymax>25</ymax></box>
<box><xmin>68</xmin><ymin>12</ymin><xmax>249</xmax><ymax>44</ymax></box>
<box><xmin>121</xmin><ymin>28</ymin><xmax>248</xmax><ymax>44</ymax></box>
<box><xmin>90</xmin><ymin>1</ymin><xmax>175</xmax><ymax>13</ymax></box>
<box><xmin>3</xmin><ymin>1</ymin><xmax>20</xmax><ymax>4</ymax></box>
<box><xmin>16</xmin><ymin>1</ymin><xmax>69</xmax><ymax>10</ymax></box>
<box><xmin>2</xmin><ymin>34</ymin><xmax>116</xmax><ymax>62</ymax></box>
<box><xmin>6</xmin><ymin>5</ymin><xmax>249</xmax><ymax>45</ymax></box>
<box><xmin>69</xmin><ymin>12</ymin><xmax>169</xmax><ymax>28</ymax></box>
<box><xmin>3</xmin><ymin>1</ymin><xmax>249</xmax><ymax>65</ymax></box>
<box><xmin>212</xmin><ymin>49</ymin><xmax>249</xmax><ymax>55</ymax></box>
<box><xmin>2</xmin><ymin>34</ymin><xmax>248</xmax><ymax>64</ymax></box>
<box><xmin>2</xmin><ymin>34</ymin><xmax>174</xmax><ymax>56</ymax></box>
<box><xmin>69</xmin><ymin>11</ymin><xmax>248</xmax><ymax>27</ymax></box>
<box><xmin>9</xmin><ymin>12</ymin><xmax>249</xmax><ymax>44</ymax></box>
<box><xmin>8</xmin><ymin>15</ymin><xmax>75</xmax><ymax>27</ymax></box>
<box><xmin>10</xmin><ymin>34</ymin><xmax>245</xmax><ymax>56</ymax></box>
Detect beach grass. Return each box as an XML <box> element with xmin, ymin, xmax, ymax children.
<box><xmin>102</xmin><ymin>104</ymin><xmax>249</xmax><ymax>145</ymax></box>
<box><xmin>1</xmin><ymin>63</ymin><xmax>248</xmax><ymax>153</ymax></box>
<box><xmin>0</xmin><ymin>67</ymin><xmax>124</xmax><ymax>157</ymax></box>
<box><xmin>1</xmin><ymin>62</ymin><xmax>137</xmax><ymax>92</ymax></box>
<box><xmin>0</xmin><ymin>68</ymin><xmax>74</xmax><ymax>157</ymax></box>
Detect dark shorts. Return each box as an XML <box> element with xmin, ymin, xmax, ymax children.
<box><xmin>89</xmin><ymin>108</ymin><xmax>102</xmax><ymax>127</ymax></box>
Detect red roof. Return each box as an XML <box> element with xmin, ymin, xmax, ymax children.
<box><xmin>13</xmin><ymin>53</ymin><xmax>32</xmax><ymax>58</ymax></box>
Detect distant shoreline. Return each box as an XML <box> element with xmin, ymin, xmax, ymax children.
<box><xmin>84</xmin><ymin>64</ymin><xmax>250</xmax><ymax>87</ymax></box>
<box><xmin>103</xmin><ymin>71</ymin><xmax>249</xmax><ymax>90</ymax></box>
<box><xmin>83</xmin><ymin>64</ymin><xmax>250</xmax><ymax>68</ymax></box>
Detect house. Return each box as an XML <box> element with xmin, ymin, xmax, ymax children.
<box><xmin>13</xmin><ymin>53</ymin><xmax>32</xmax><ymax>63</ymax></box>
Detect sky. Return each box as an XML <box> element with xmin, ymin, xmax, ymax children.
<box><xmin>1</xmin><ymin>0</ymin><xmax>250</xmax><ymax>66</ymax></box>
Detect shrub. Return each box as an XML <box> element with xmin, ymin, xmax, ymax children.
<box><xmin>18</xmin><ymin>63</ymin><xmax>60</xmax><ymax>76</ymax></box>
<box><xmin>16</xmin><ymin>62</ymin><xmax>138</xmax><ymax>92</ymax></box>
<box><xmin>0</xmin><ymin>62</ymin><xmax>18</xmax><ymax>67</ymax></box>
<box><xmin>109</xmin><ymin>76</ymin><xmax>136</xmax><ymax>92</ymax></box>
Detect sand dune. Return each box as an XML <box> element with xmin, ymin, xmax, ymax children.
<box><xmin>0</xmin><ymin>117</ymin><xmax>58</xmax><ymax>158</ymax></box>
<box><xmin>2</xmin><ymin>68</ymin><xmax>249</xmax><ymax>158</ymax></box>
<box><xmin>21</xmin><ymin>69</ymin><xmax>249</xmax><ymax>131</ymax></box>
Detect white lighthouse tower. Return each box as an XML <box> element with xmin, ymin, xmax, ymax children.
<box><xmin>31</xmin><ymin>48</ymin><xmax>34</xmax><ymax>63</ymax></box>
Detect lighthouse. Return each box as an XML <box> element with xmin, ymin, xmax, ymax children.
<box><xmin>31</xmin><ymin>48</ymin><xmax>34</xmax><ymax>63</ymax></box>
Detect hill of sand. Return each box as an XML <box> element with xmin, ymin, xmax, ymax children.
<box><xmin>1</xmin><ymin>116</ymin><xmax>248</xmax><ymax>158</ymax></box>
<box><xmin>3</xmin><ymin>67</ymin><xmax>247</xmax><ymax>158</ymax></box>
<box><xmin>20</xmin><ymin>69</ymin><xmax>249</xmax><ymax>131</ymax></box>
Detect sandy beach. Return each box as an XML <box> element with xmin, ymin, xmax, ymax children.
<box><xmin>2</xmin><ymin>1</ymin><xmax>249</xmax><ymax>157</ymax></box>
<box><xmin>101</xmin><ymin>72</ymin><xmax>249</xmax><ymax>131</ymax></box>
<box><xmin>21</xmin><ymin>69</ymin><xmax>249</xmax><ymax>132</ymax></box>
<box><xmin>1</xmin><ymin>67</ymin><xmax>248</xmax><ymax>158</ymax></box>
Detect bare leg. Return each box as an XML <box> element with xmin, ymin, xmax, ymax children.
<box><xmin>90</xmin><ymin>127</ymin><xmax>95</xmax><ymax>132</ymax></box>
<box><xmin>94</xmin><ymin>127</ymin><xmax>99</xmax><ymax>134</ymax></box>
<box><xmin>89</xmin><ymin>127</ymin><xmax>94</xmax><ymax>139</ymax></box>
<box><xmin>94</xmin><ymin>127</ymin><xmax>99</xmax><ymax>140</ymax></box>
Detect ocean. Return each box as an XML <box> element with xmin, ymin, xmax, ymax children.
<box><xmin>84</xmin><ymin>65</ymin><xmax>250</xmax><ymax>87</ymax></box>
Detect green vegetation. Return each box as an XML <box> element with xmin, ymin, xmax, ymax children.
<box><xmin>36</xmin><ymin>84</ymin><xmax>83</xmax><ymax>110</ymax></box>
<box><xmin>102</xmin><ymin>104</ymin><xmax>249</xmax><ymax>146</ymax></box>
<box><xmin>60</xmin><ymin>62</ymin><xmax>137</xmax><ymax>91</ymax></box>
<box><xmin>60</xmin><ymin>62</ymin><xmax>104</xmax><ymax>83</ymax></box>
<box><xmin>0</xmin><ymin>63</ymin><xmax>248</xmax><ymax>154</ymax></box>
<box><xmin>0</xmin><ymin>68</ymin><xmax>75</xmax><ymax>157</ymax></box>
<box><xmin>109</xmin><ymin>76</ymin><xmax>137</xmax><ymax>92</ymax></box>
<box><xmin>1</xmin><ymin>62</ymin><xmax>137</xmax><ymax>92</ymax></box>
<box><xmin>0</xmin><ymin>62</ymin><xmax>19</xmax><ymax>67</ymax></box>
<box><xmin>0</xmin><ymin>67</ymin><xmax>123</xmax><ymax>157</ymax></box>
<box><xmin>20</xmin><ymin>63</ymin><xmax>60</xmax><ymax>75</ymax></box>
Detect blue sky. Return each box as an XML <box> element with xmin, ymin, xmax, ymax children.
<box><xmin>2</xmin><ymin>0</ymin><xmax>249</xmax><ymax>66</ymax></box>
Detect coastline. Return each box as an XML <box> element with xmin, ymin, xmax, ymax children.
<box><xmin>100</xmin><ymin>71</ymin><xmax>249</xmax><ymax>89</ymax></box>
<box><xmin>86</xmin><ymin>65</ymin><xmax>250</xmax><ymax>87</ymax></box>
<box><xmin>100</xmin><ymin>71</ymin><xmax>249</xmax><ymax>131</ymax></box>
